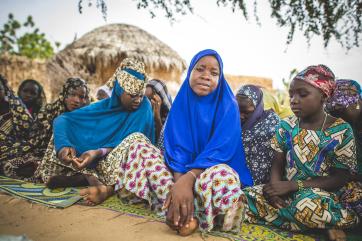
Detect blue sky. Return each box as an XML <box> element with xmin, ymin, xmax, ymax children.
<box><xmin>1</xmin><ymin>0</ymin><xmax>361</xmax><ymax>89</ymax></box>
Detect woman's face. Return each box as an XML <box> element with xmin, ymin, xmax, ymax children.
<box><xmin>236</xmin><ymin>95</ymin><xmax>255</xmax><ymax>124</ymax></box>
<box><xmin>289</xmin><ymin>79</ymin><xmax>325</xmax><ymax>119</ymax></box>
<box><xmin>120</xmin><ymin>91</ymin><xmax>144</xmax><ymax>111</ymax></box>
<box><xmin>64</xmin><ymin>86</ymin><xmax>88</xmax><ymax>111</ymax></box>
<box><xmin>145</xmin><ymin>86</ymin><xmax>154</xmax><ymax>99</ymax></box>
<box><xmin>189</xmin><ymin>55</ymin><xmax>220</xmax><ymax>96</ymax></box>
<box><xmin>19</xmin><ymin>82</ymin><xmax>40</xmax><ymax>105</ymax></box>
<box><xmin>96</xmin><ymin>89</ymin><xmax>109</xmax><ymax>100</ymax></box>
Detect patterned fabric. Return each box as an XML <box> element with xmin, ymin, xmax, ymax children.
<box><xmin>36</xmin><ymin>77</ymin><xmax>90</xmax><ymax>143</ymax></box>
<box><xmin>106</xmin><ymin>58</ymin><xmax>147</xmax><ymax>95</ymax></box>
<box><xmin>293</xmin><ymin>65</ymin><xmax>336</xmax><ymax>97</ymax></box>
<box><xmin>341</xmin><ymin>181</ymin><xmax>362</xmax><ymax>217</ymax></box>
<box><xmin>147</xmin><ymin>79</ymin><xmax>172</xmax><ymax>124</ymax></box>
<box><xmin>243</xmin><ymin>110</ymin><xmax>280</xmax><ymax>185</ymax></box>
<box><xmin>0</xmin><ymin>176</ymin><xmax>82</xmax><ymax>208</ymax></box>
<box><xmin>238</xmin><ymin>116</ymin><xmax>359</xmax><ymax>231</ymax></box>
<box><xmin>325</xmin><ymin>79</ymin><xmax>362</xmax><ymax>174</ymax></box>
<box><xmin>2</xmin><ymin>78</ymin><xmax>90</xmax><ymax>181</ymax></box>
<box><xmin>97</xmin><ymin>132</ymin><xmax>247</xmax><ymax>232</ymax></box>
<box><xmin>326</xmin><ymin>79</ymin><xmax>361</xmax><ymax>110</ymax></box>
<box><xmin>237</xmin><ymin>85</ymin><xmax>259</xmax><ymax>106</ymax></box>
<box><xmin>240</xmin><ymin>184</ymin><xmax>358</xmax><ymax>231</ymax></box>
<box><xmin>114</xmin><ymin>133</ymin><xmax>173</xmax><ymax>211</ymax></box>
<box><xmin>36</xmin><ymin>134</ymin><xmax>129</xmax><ymax>185</ymax></box>
<box><xmin>0</xmin><ymin>75</ymin><xmax>43</xmax><ymax>180</ymax></box>
<box><xmin>272</xmin><ymin>116</ymin><xmax>357</xmax><ymax>175</ymax></box>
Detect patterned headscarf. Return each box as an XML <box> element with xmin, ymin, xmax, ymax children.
<box><xmin>236</xmin><ymin>85</ymin><xmax>266</xmax><ymax>130</ymax></box>
<box><xmin>326</xmin><ymin>79</ymin><xmax>361</xmax><ymax>111</ymax></box>
<box><xmin>0</xmin><ymin>75</ymin><xmax>33</xmax><ymax>133</ymax></box>
<box><xmin>0</xmin><ymin>75</ymin><xmax>36</xmax><ymax>162</ymax></box>
<box><xmin>236</xmin><ymin>85</ymin><xmax>260</xmax><ymax>107</ymax></box>
<box><xmin>37</xmin><ymin>77</ymin><xmax>90</xmax><ymax>125</ymax></box>
<box><xmin>106</xmin><ymin>58</ymin><xmax>147</xmax><ymax>95</ymax></box>
<box><xmin>293</xmin><ymin>64</ymin><xmax>336</xmax><ymax>97</ymax></box>
<box><xmin>35</xmin><ymin>77</ymin><xmax>90</xmax><ymax>151</ymax></box>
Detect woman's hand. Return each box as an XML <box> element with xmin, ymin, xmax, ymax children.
<box><xmin>58</xmin><ymin>147</ymin><xmax>76</xmax><ymax>164</ymax></box>
<box><xmin>164</xmin><ymin>173</ymin><xmax>195</xmax><ymax>229</ymax></box>
<box><xmin>267</xmin><ymin>195</ymin><xmax>287</xmax><ymax>209</ymax></box>
<box><xmin>263</xmin><ymin>181</ymin><xmax>297</xmax><ymax>198</ymax></box>
<box><xmin>150</xmin><ymin>94</ymin><xmax>162</xmax><ymax>121</ymax></box>
<box><xmin>72</xmin><ymin>149</ymin><xmax>101</xmax><ymax>170</ymax></box>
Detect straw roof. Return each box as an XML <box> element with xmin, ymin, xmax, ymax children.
<box><xmin>47</xmin><ymin>23</ymin><xmax>187</xmax><ymax>99</ymax></box>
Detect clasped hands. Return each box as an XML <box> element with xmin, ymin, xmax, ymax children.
<box><xmin>262</xmin><ymin>180</ymin><xmax>298</xmax><ymax>209</ymax></box>
<box><xmin>58</xmin><ymin>147</ymin><xmax>101</xmax><ymax>170</ymax></box>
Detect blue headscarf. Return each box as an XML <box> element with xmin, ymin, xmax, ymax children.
<box><xmin>163</xmin><ymin>49</ymin><xmax>253</xmax><ymax>186</ymax></box>
<box><xmin>53</xmin><ymin>80</ymin><xmax>155</xmax><ymax>165</ymax></box>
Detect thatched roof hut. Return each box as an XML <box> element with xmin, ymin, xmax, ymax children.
<box><xmin>47</xmin><ymin>23</ymin><xmax>187</xmax><ymax>100</ymax></box>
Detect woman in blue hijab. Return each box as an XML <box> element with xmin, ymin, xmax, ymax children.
<box><xmin>80</xmin><ymin>50</ymin><xmax>252</xmax><ymax>236</ymax></box>
<box><xmin>37</xmin><ymin>58</ymin><xmax>155</xmax><ymax>188</ymax></box>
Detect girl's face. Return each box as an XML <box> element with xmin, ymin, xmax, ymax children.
<box><xmin>289</xmin><ymin>79</ymin><xmax>325</xmax><ymax>119</ymax></box>
<box><xmin>120</xmin><ymin>91</ymin><xmax>144</xmax><ymax>112</ymax></box>
<box><xmin>189</xmin><ymin>56</ymin><xmax>220</xmax><ymax>96</ymax></box>
<box><xmin>96</xmin><ymin>89</ymin><xmax>109</xmax><ymax>100</ymax></box>
<box><xmin>145</xmin><ymin>86</ymin><xmax>154</xmax><ymax>99</ymax></box>
<box><xmin>236</xmin><ymin>95</ymin><xmax>255</xmax><ymax>124</ymax></box>
<box><xmin>19</xmin><ymin>82</ymin><xmax>40</xmax><ymax>105</ymax></box>
<box><xmin>64</xmin><ymin>86</ymin><xmax>88</xmax><ymax>111</ymax></box>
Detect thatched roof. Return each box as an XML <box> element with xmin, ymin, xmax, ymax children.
<box><xmin>47</xmin><ymin>23</ymin><xmax>187</xmax><ymax>99</ymax></box>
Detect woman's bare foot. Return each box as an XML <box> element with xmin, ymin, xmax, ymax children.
<box><xmin>327</xmin><ymin>229</ymin><xmax>346</xmax><ymax>241</ymax></box>
<box><xmin>178</xmin><ymin>218</ymin><xmax>198</xmax><ymax>236</ymax></box>
<box><xmin>79</xmin><ymin>185</ymin><xmax>114</xmax><ymax>205</ymax></box>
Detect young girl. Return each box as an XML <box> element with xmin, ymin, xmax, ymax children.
<box><xmin>236</xmin><ymin>85</ymin><xmax>280</xmax><ymax>184</ymax></box>
<box><xmin>17</xmin><ymin>79</ymin><xmax>46</xmax><ymax>117</ymax></box>
<box><xmin>79</xmin><ymin>49</ymin><xmax>253</xmax><ymax>236</ymax></box>
<box><xmin>36</xmin><ymin>58</ymin><xmax>155</xmax><ymax>189</ymax></box>
<box><xmin>233</xmin><ymin>65</ymin><xmax>359</xmax><ymax>238</ymax></box>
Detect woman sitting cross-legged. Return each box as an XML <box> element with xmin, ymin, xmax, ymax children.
<box><xmin>236</xmin><ymin>85</ymin><xmax>280</xmax><ymax>185</ymax></box>
<box><xmin>37</xmin><ymin>58</ymin><xmax>155</xmax><ymax>188</ymax></box>
<box><xmin>79</xmin><ymin>49</ymin><xmax>253</xmax><ymax>236</ymax></box>
<box><xmin>235</xmin><ymin>65</ymin><xmax>359</xmax><ymax>240</ymax></box>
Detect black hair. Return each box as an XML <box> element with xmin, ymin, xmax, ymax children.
<box><xmin>17</xmin><ymin>79</ymin><xmax>46</xmax><ymax>115</ymax></box>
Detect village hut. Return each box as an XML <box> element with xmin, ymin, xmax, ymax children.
<box><xmin>46</xmin><ymin>23</ymin><xmax>187</xmax><ymax>100</ymax></box>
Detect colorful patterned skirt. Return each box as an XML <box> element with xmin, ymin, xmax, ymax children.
<box><xmin>112</xmin><ymin>133</ymin><xmax>244</xmax><ymax>232</ymax></box>
<box><xmin>238</xmin><ymin>184</ymin><xmax>359</xmax><ymax>231</ymax></box>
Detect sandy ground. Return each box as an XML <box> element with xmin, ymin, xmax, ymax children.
<box><xmin>0</xmin><ymin>193</ymin><xmax>225</xmax><ymax>241</ymax></box>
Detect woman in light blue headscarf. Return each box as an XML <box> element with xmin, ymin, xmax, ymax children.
<box><xmin>37</xmin><ymin>58</ymin><xmax>155</xmax><ymax>188</ymax></box>
<box><xmin>80</xmin><ymin>49</ymin><xmax>252</xmax><ymax>236</ymax></box>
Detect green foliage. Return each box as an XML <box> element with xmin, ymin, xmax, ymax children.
<box><xmin>0</xmin><ymin>14</ymin><xmax>59</xmax><ymax>59</ymax></box>
<box><xmin>78</xmin><ymin>0</ymin><xmax>362</xmax><ymax>50</ymax></box>
<box><xmin>282</xmin><ymin>68</ymin><xmax>298</xmax><ymax>90</ymax></box>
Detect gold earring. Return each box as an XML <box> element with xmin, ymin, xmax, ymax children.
<box><xmin>357</xmin><ymin>104</ymin><xmax>360</xmax><ymax>110</ymax></box>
